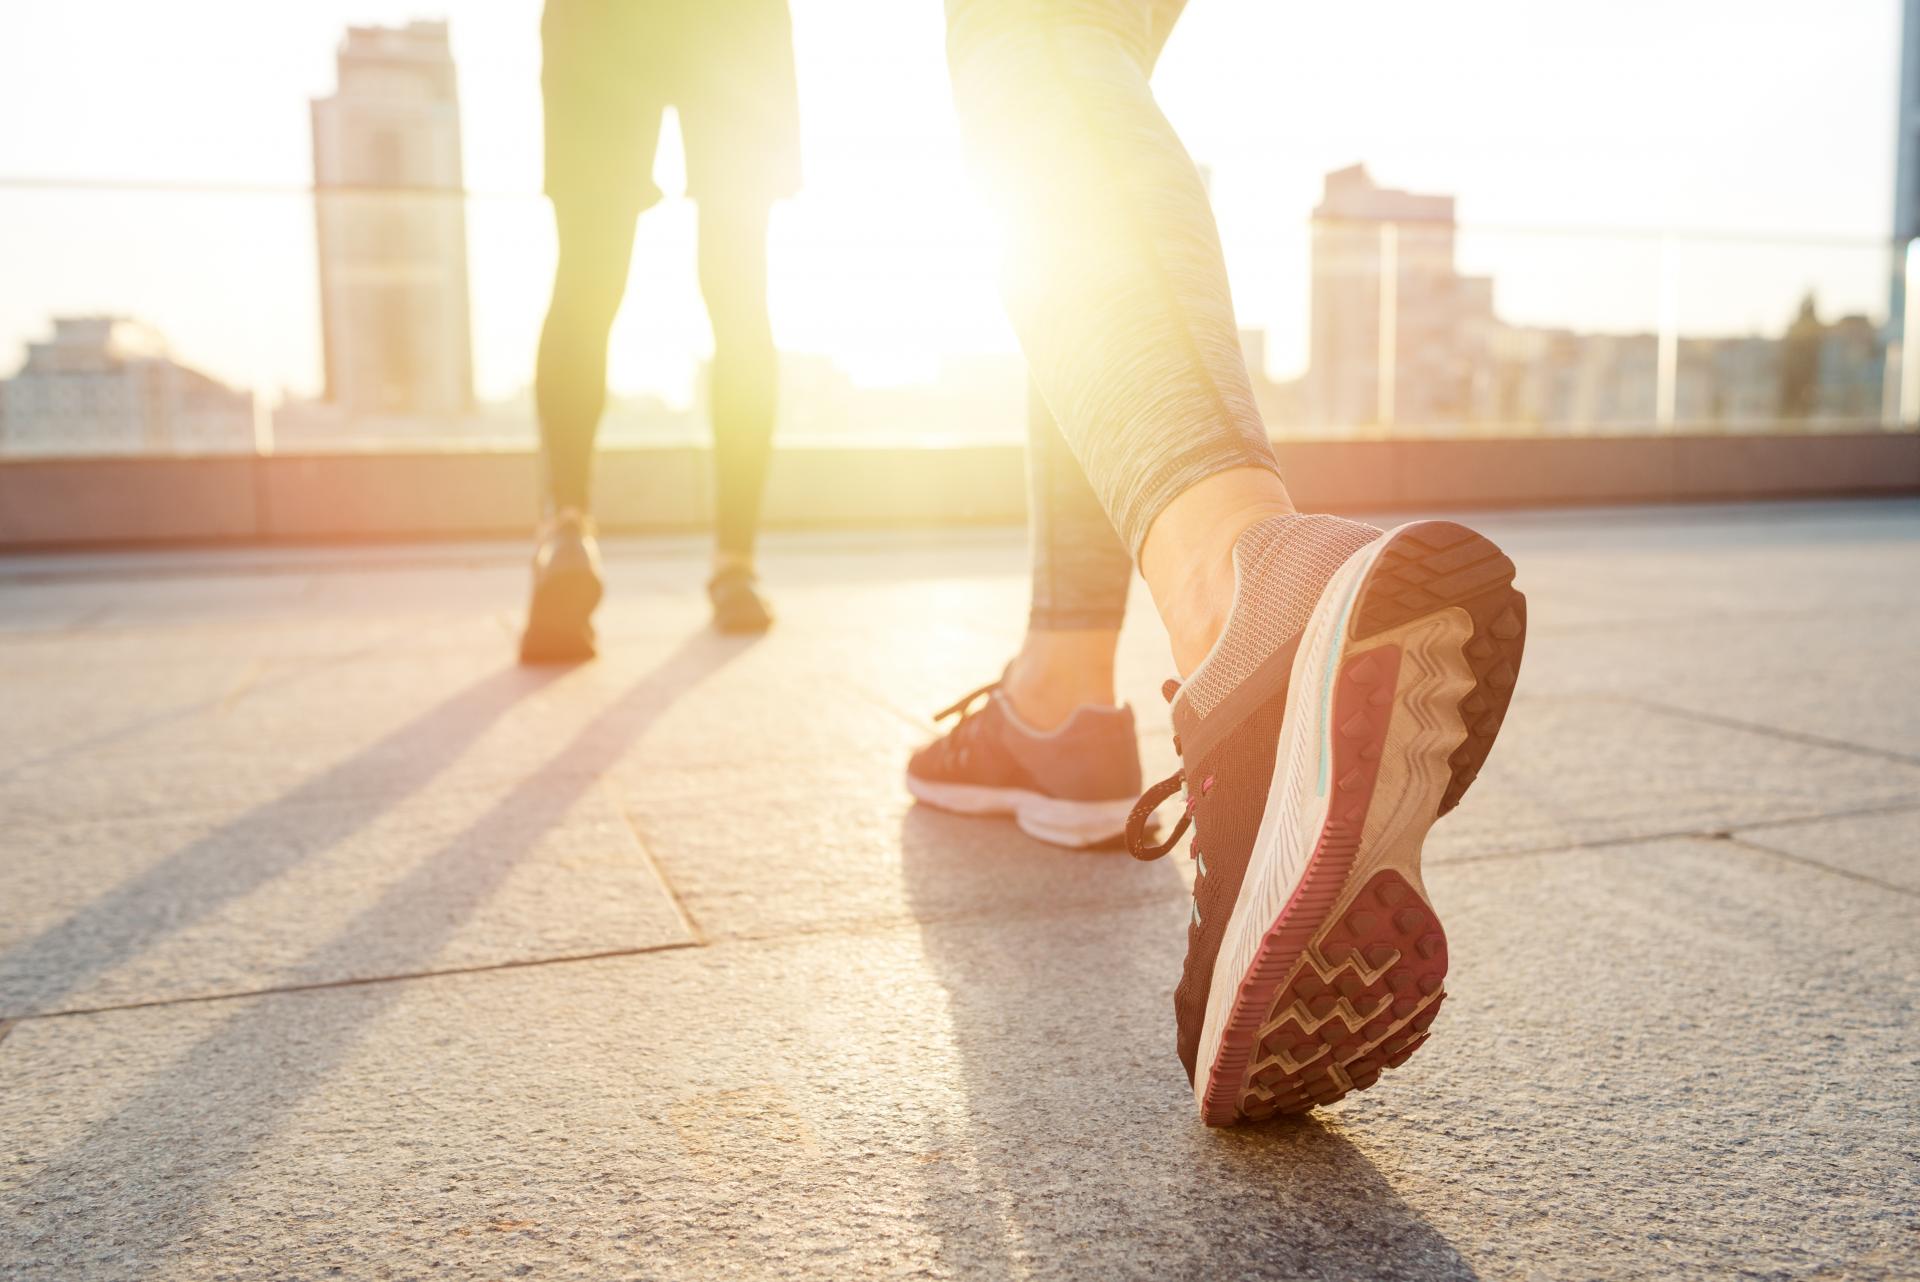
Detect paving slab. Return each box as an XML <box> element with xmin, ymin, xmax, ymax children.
<box><xmin>1</xmin><ymin>772</ymin><xmax>692</xmax><ymax>1018</ymax></box>
<box><xmin>1730</xmin><ymin>804</ymin><xmax>1920</xmax><ymax>895</ymax></box>
<box><xmin>1424</xmin><ymin>694</ymin><xmax>1920</xmax><ymax>859</ymax></box>
<box><xmin>614</xmin><ymin>685</ymin><xmax>1920</xmax><ymax>943</ymax></box>
<box><xmin>2</xmin><ymin>502</ymin><xmax>1918</xmax><ymax>1280</ymax></box>
<box><xmin>1518</xmin><ymin>610</ymin><xmax>1920</xmax><ymax>761</ymax></box>
<box><xmin>2</xmin><ymin>839</ymin><xmax>1911</xmax><ymax>1281</ymax></box>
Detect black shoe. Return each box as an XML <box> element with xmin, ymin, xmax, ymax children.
<box><xmin>519</xmin><ymin>509</ymin><xmax>603</xmax><ymax>664</ymax></box>
<box><xmin>709</xmin><ymin>565</ymin><xmax>773</xmax><ymax>634</ymax></box>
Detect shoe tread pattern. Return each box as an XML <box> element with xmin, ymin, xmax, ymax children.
<box><xmin>1351</xmin><ymin>521</ymin><xmax>1526</xmax><ymax>816</ymax></box>
<box><xmin>1217</xmin><ymin>521</ymin><xmax>1525</xmax><ymax>1123</ymax></box>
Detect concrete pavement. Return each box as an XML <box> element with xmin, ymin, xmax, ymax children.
<box><xmin>2</xmin><ymin>501</ymin><xmax>1916</xmax><ymax>1279</ymax></box>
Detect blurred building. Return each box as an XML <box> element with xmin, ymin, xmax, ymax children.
<box><xmin>1240</xmin><ymin>328</ymin><xmax>1302</xmax><ymax>431</ymax></box>
<box><xmin>1296</xmin><ymin>164</ymin><xmax>1885</xmax><ymax>436</ymax></box>
<box><xmin>1304</xmin><ymin>164</ymin><xmax>1494</xmax><ymax>432</ymax></box>
<box><xmin>0</xmin><ymin>317</ymin><xmax>254</xmax><ymax>456</ymax></box>
<box><xmin>1779</xmin><ymin>297</ymin><xmax>1883</xmax><ymax>423</ymax></box>
<box><xmin>310</xmin><ymin>20</ymin><xmax>474</xmax><ymax>421</ymax></box>
<box><xmin>1474</xmin><ymin>302</ymin><xmax>1882</xmax><ymax>434</ymax></box>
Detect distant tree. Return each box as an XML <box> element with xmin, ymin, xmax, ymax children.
<box><xmin>1778</xmin><ymin>293</ymin><xmax>1823</xmax><ymax>420</ymax></box>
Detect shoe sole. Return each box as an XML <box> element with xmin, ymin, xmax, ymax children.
<box><xmin>1193</xmin><ymin>520</ymin><xmax>1526</xmax><ymax>1125</ymax></box>
<box><xmin>904</xmin><ymin>776</ymin><xmax>1134</xmax><ymax>849</ymax></box>
<box><xmin>519</xmin><ymin>564</ymin><xmax>604</xmax><ymax>664</ymax></box>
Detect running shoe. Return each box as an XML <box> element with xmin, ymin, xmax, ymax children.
<box><xmin>907</xmin><ymin>679</ymin><xmax>1142</xmax><ymax>849</ymax></box>
<box><xmin>519</xmin><ymin>509</ymin><xmax>604</xmax><ymax>664</ymax></box>
<box><xmin>1127</xmin><ymin>516</ymin><xmax>1525</xmax><ymax>1124</ymax></box>
<box><xmin>709</xmin><ymin>564</ymin><xmax>774</xmax><ymax>635</ymax></box>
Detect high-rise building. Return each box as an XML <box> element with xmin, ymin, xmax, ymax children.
<box><xmin>0</xmin><ymin>317</ymin><xmax>254</xmax><ymax>455</ymax></box>
<box><xmin>310</xmin><ymin>20</ymin><xmax>474</xmax><ymax>420</ymax></box>
<box><xmin>1304</xmin><ymin>165</ymin><xmax>1494</xmax><ymax>432</ymax></box>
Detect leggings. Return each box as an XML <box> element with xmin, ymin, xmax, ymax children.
<box><xmin>536</xmin><ymin>198</ymin><xmax>777</xmax><ymax>557</ymax></box>
<box><xmin>949</xmin><ymin>0</ymin><xmax>1283</xmax><ymax>589</ymax></box>
<box><xmin>1026</xmin><ymin>381</ymin><xmax>1133</xmax><ymax>630</ymax></box>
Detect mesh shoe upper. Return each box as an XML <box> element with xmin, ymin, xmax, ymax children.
<box><xmin>1125</xmin><ymin>513</ymin><xmax>1382</xmax><ymax>1084</ymax></box>
<box><xmin>909</xmin><ymin>685</ymin><xmax>1141</xmax><ymax>803</ymax></box>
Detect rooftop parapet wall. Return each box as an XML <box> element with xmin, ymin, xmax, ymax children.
<box><xmin>1</xmin><ymin>432</ymin><xmax>1916</xmax><ymax>549</ymax></box>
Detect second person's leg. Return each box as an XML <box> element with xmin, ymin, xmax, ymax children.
<box><xmin>536</xmin><ymin>196</ymin><xmax>640</xmax><ymax>516</ymax></box>
<box><xmin>678</xmin><ymin>0</ymin><xmax>802</xmax><ymax>633</ymax></box>
<box><xmin>697</xmin><ymin>197</ymin><xmax>780</xmax><ymax>631</ymax></box>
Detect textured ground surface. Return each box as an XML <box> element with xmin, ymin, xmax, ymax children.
<box><xmin>2</xmin><ymin>500</ymin><xmax>1917</xmax><ymax>1280</ymax></box>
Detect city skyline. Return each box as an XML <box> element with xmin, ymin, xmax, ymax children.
<box><xmin>0</xmin><ymin>0</ymin><xmax>1901</xmax><ymax>412</ymax></box>
<box><xmin>0</xmin><ymin>17</ymin><xmax>1897</xmax><ymax>455</ymax></box>
<box><xmin>0</xmin><ymin>118</ymin><xmax>1898</xmax><ymax>453</ymax></box>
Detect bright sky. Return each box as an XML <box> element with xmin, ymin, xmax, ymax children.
<box><xmin>0</xmin><ymin>0</ymin><xmax>1901</xmax><ymax>406</ymax></box>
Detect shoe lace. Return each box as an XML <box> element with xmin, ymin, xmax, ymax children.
<box><xmin>1125</xmin><ymin>678</ymin><xmax>1215</xmax><ymax>869</ymax></box>
<box><xmin>929</xmin><ymin>680</ymin><xmax>999</xmax><ymax>769</ymax></box>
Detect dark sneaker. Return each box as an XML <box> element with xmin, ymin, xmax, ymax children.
<box><xmin>519</xmin><ymin>509</ymin><xmax>604</xmax><ymax>664</ymax></box>
<box><xmin>709</xmin><ymin>565</ymin><xmax>774</xmax><ymax>634</ymax></box>
<box><xmin>907</xmin><ymin>679</ymin><xmax>1142</xmax><ymax>848</ymax></box>
<box><xmin>1127</xmin><ymin>516</ymin><xmax>1525</xmax><ymax>1124</ymax></box>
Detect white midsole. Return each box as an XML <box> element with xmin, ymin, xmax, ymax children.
<box><xmin>1192</xmin><ymin>525</ymin><xmax>1476</xmax><ymax>1111</ymax></box>
<box><xmin>905</xmin><ymin>775</ymin><xmax>1133</xmax><ymax>849</ymax></box>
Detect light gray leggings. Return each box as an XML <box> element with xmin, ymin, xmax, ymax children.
<box><xmin>947</xmin><ymin>0</ymin><xmax>1283</xmax><ymax>631</ymax></box>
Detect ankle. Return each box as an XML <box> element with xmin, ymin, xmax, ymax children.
<box><xmin>712</xmin><ymin>549</ymin><xmax>756</xmax><ymax>579</ymax></box>
<box><xmin>1140</xmin><ymin>470</ymin><xmax>1297</xmax><ymax>676</ymax></box>
<box><xmin>1153</xmin><ymin>563</ymin><xmax>1241</xmax><ymax>677</ymax></box>
<box><xmin>1001</xmin><ymin>629</ymin><xmax>1120</xmax><ymax>731</ymax></box>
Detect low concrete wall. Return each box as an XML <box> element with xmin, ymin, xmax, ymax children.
<box><xmin>1</xmin><ymin>432</ymin><xmax>1915</xmax><ymax>549</ymax></box>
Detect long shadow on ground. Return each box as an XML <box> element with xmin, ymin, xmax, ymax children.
<box><xmin>1</xmin><ymin>631</ymin><xmax>754</xmax><ymax>1275</ymax></box>
<box><xmin>0</xmin><ymin>663</ymin><xmax>557</xmax><ymax>1017</ymax></box>
<box><xmin>898</xmin><ymin>804</ymin><xmax>1478</xmax><ymax>1281</ymax></box>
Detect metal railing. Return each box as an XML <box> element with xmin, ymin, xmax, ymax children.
<box><xmin>0</xmin><ymin>175</ymin><xmax>1910</xmax><ymax>458</ymax></box>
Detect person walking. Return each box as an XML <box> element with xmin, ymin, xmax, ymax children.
<box><xmin>910</xmin><ymin>0</ymin><xmax>1529</xmax><ymax>1126</ymax></box>
<box><xmin>523</xmin><ymin>0</ymin><xmax>801</xmax><ymax>661</ymax></box>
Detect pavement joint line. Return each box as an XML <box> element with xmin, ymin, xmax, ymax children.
<box><xmin>1526</xmin><ymin>606</ymin><xmax>1909</xmax><ymax>638</ymax></box>
<box><xmin>604</xmin><ymin>777</ymin><xmax>707</xmax><ymax>946</ymax></box>
<box><xmin>6</xmin><ymin>790</ymin><xmax>1910</xmax><ymax>1027</ymax></box>
<box><xmin>703</xmin><ymin>888</ymin><xmax>1193</xmax><ymax>952</ymax></box>
<box><xmin>2</xmin><ymin>939</ymin><xmax>706</xmax><ymax>1026</ymax></box>
<box><xmin>0</xmin><ymin>528</ymin><xmax>1031</xmax><ymax>587</ymax></box>
<box><xmin>833</xmin><ymin>676</ymin><xmax>939</xmax><ymax>734</ymax></box>
<box><xmin>1706</xmin><ymin>833</ymin><xmax>1920</xmax><ymax>899</ymax></box>
<box><xmin>0</xmin><ymin>638</ymin><xmax>403</xmax><ymax>785</ymax></box>
<box><xmin>0</xmin><ymin>890</ymin><xmax>1197</xmax><ymax>1026</ymax></box>
<box><xmin>215</xmin><ymin>659</ymin><xmax>266</xmax><ymax>717</ymax></box>
<box><xmin>13</xmin><ymin>600</ymin><xmax>118</xmax><ymax>638</ymax></box>
<box><xmin>1539</xmin><ymin>692</ymin><xmax>1920</xmax><ymax>768</ymax></box>
<box><xmin>0</xmin><ymin>625</ymin><xmax>528</xmax><ymax>791</ymax></box>
<box><xmin>0</xmin><ymin>550</ymin><xmax>532</xmax><ymax>587</ymax></box>
<box><xmin>1433</xmin><ymin>795</ymin><xmax>1920</xmax><ymax>871</ymax></box>
<box><xmin>1719</xmin><ymin>795</ymin><xmax>1920</xmax><ymax>834</ymax></box>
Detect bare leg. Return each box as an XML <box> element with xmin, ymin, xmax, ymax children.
<box><xmin>1139</xmin><ymin>468</ymin><xmax>1297</xmax><ymax>675</ymax></box>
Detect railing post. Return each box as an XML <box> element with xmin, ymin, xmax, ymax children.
<box><xmin>1377</xmin><ymin>221</ymin><xmax>1397</xmax><ymax>429</ymax></box>
<box><xmin>1656</xmin><ymin>234</ymin><xmax>1678</xmax><ymax>430</ymax></box>
<box><xmin>1902</xmin><ymin>239</ymin><xmax>1920</xmax><ymax>426</ymax></box>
